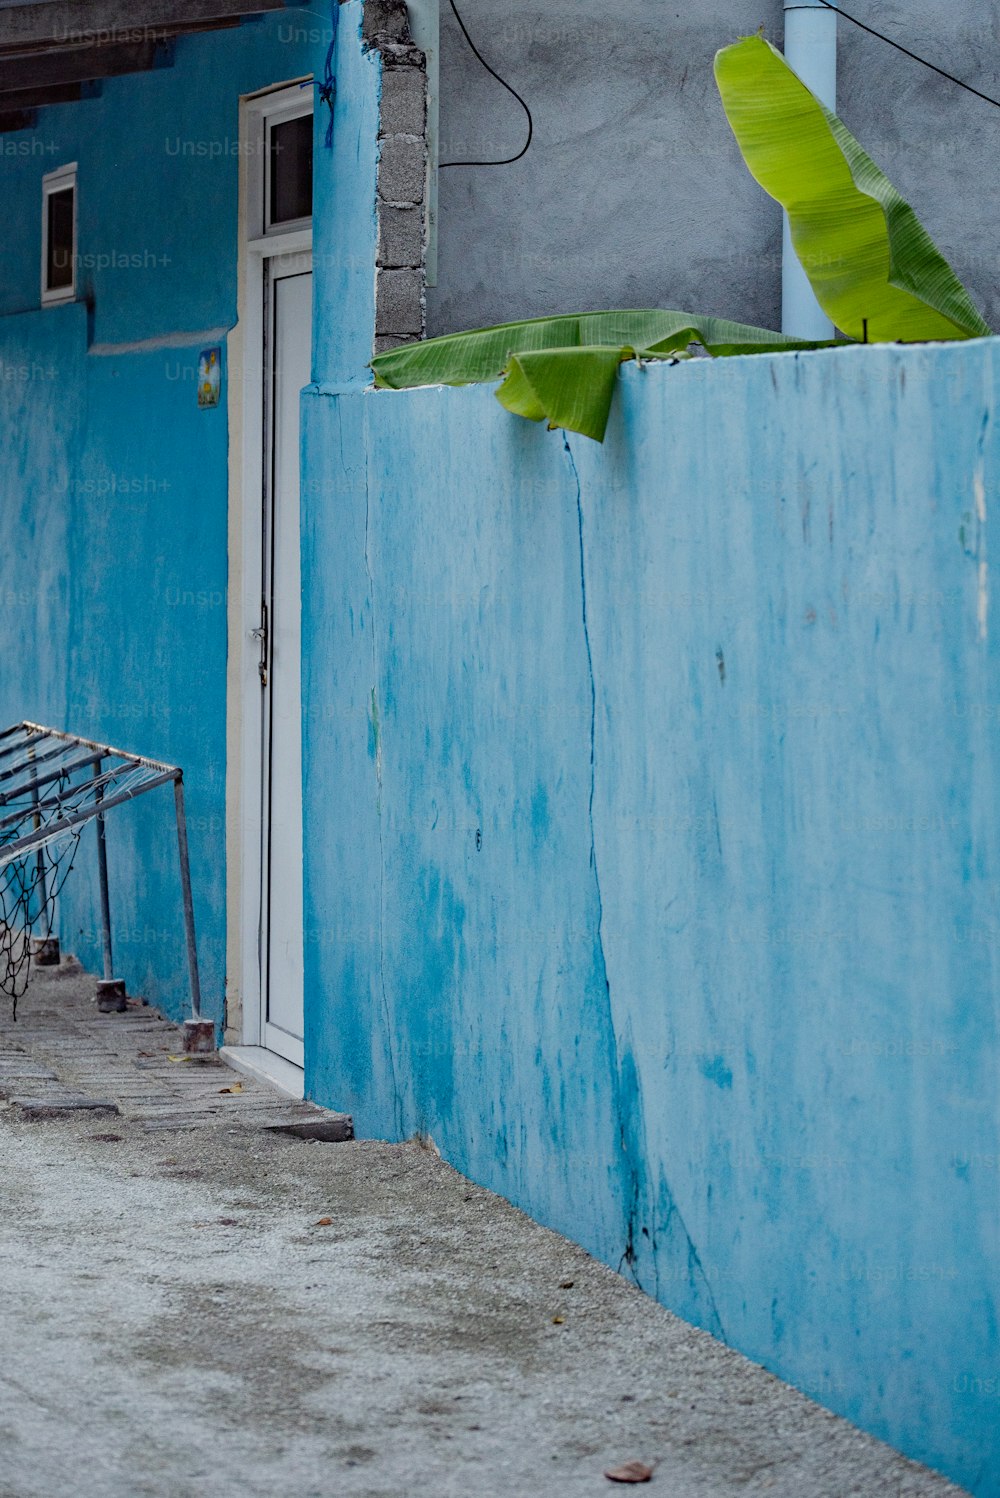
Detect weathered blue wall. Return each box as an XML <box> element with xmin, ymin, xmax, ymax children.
<box><xmin>0</xmin><ymin>10</ymin><xmax>328</xmax><ymax>1023</ymax></box>
<box><xmin>301</xmin><ymin>340</ymin><xmax>1000</xmax><ymax>1495</ymax></box>
<box><xmin>2</xmin><ymin>7</ymin><xmax>997</xmax><ymax>1489</ymax></box>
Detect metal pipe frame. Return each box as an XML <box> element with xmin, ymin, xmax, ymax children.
<box><xmin>28</xmin><ymin>751</ymin><xmax>49</xmax><ymax>934</ymax></box>
<box><xmin>0</xmin><ymin>723</ymin><xmax>203</xmax><ymax>1020</ymax></box>
<box><xmin>19</xmin><ymin>721</ymin><xmax>180</xmax><ymax>775</ymax></box>
<box><xmin>93</xmin><ymin>761</ymin><xmax>114</xmax><ymax>982</ymax></box>
<box><xmin>0</xmin><ymin>767</ymin><xmax>178</xmax><ymax>856</ymax></box>
<box><xmin>0</xmin><ymin>749</ymin><xmax>107</xmax><ymax>812</ymax></box>
<box><xmin>173</xmin><ymin>777</ymin><xmax>202</xmax><ymax>1019</ymax></box>
<box><xmin>0</xmin><ymin>729</ymin><xmax>44</xmax><ymax>765</ymax></box>
<box><xmin>0</xmin><ymin>735</ymin><xmax>100</xmax><ymax>786</ymax></box>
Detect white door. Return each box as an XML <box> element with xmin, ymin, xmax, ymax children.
<box><xmin>261</xmin><ymin>265</ymin><xmax>311</xmax><ymax>1066</ymax></box>
<box><xmin>234</xmin><ymin>83</ymin><xmax>313</xmax><ymax>1080</ymax></box>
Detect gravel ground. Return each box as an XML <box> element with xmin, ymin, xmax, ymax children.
<box><xmin>0</xmin><ymin>967</ymin><xmax>970</xmax><ymax>1498</ymax></box>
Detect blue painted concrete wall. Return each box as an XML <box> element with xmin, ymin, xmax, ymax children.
<box><xmin>301</xmin><ymin>339</ymin><xmax>1000</xmax><ymax>1495</ymax></box>
<box><xmin>0</xmin><ymin>11</ymin><xmax>329</xmax><ymax>1023</ymax></box>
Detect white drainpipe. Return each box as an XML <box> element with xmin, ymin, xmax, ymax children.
<box><xmin>782</xmin><ymin>0</ymin><xmax>838</xmax><ymax>338</ymax></box>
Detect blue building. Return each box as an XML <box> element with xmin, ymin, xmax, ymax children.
<box><xmin>0</xmin><ymin>3</ymin><xmax>998</xmax><ymax>1492</ymax></box>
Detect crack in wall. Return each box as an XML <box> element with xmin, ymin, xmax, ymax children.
<box><xmin>563</xmin><ymin>432</ymin><xmax>724</xmax><ymax>1335</ymax></box>
<box><xmin>563</xmin><ymin>433</ymin><xmax>641</xmax><ymax>1284</ymax></box>
<box><xmin>663</xmin><ymin>1186</ymin><xmax>727</xmax><ymax>1341</ymax></box>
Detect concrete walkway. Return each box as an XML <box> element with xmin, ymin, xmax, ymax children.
<box><xmin>0</xmin><ymin>963</ymin><xmax>969</xmax><ymax>1498</ymax></box>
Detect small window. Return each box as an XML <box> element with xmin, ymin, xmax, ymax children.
<box><xmin>42</xmin><ymin>163</ymin><xmax>77</xmax><ymax>306</ymax></box>
<box><xmin>266</xmin><ymin>111</ymin><xmax>312</xmax><ymax>229</ymax></box>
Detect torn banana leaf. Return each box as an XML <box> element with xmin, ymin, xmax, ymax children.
<box><xmin>714</xmin><ymin>36</ymin><xmax>992</xmax><ymax>343</ymax></box>
<box><xmin>371</xmin><ymin>310</ymin><xmax>828</xmax><ymax>441</ymax></box>
<box><xmin>495</xmin><ymin>347</ymin><xmax>626</xmax><ymax>442</ymax></box>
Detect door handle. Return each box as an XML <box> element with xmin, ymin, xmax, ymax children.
<box><xmin>252</xmin><ymin>600</ymin><xmax>269</xmax><ymax>687</ymax></box>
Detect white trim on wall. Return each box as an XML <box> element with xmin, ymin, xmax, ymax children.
<box><xmin>226</xmin><ymin>81</ymin><xmax>312</xmax><ymax>1059</ymax></box>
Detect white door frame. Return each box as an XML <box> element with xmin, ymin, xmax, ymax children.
<box><xmin>227</xmin><ymin>80</ymin><xmax>312</xmax><ymax>1073</ymax></box>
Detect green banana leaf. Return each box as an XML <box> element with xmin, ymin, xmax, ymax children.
<box><xmin>495</xmin><ymin>347</ymin><xmax>626</xmax><ymax>440</ymax></box>
<box><xmin>714</xmin><ymin>36</ymin><xmax>991</xmax><ymax>343</ymax></box>
<box><xmin>371</xmin><ymin>310</ymin><xmax>827</xmax><ymax>441</ymax></box>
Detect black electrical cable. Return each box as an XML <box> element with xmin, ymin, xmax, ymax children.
<box><xmin>439</xmin><ymin>0</ymin><xmax>533</xmax><ymax>168</ymax></box>
<box><xmin>815</xmin><ymin>0</ymin><xmax>1000</xmax><ymax>112</ymax></box>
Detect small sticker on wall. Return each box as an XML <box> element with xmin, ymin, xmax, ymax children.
<box><xmin>198</xmin><ymin>346</ymin><xmax>221</xmax><ymax>408</ymax></box>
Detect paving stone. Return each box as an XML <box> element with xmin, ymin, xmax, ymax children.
<box><xmin>265</xmin><ymin>1112</ymin><xmax>354</xmax><ymax>1142</ymax></box>
<box><xmin>11</xmin><ymin>1096</ymin><xmax>121</xmax><ymax>1120</ymax></box>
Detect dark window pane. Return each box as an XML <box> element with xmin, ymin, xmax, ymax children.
<box><xmin>47</xmin><ymin>186</ymin><xmax>74</xmax><ymax>291</ymax></box>
<box><xmin>269</xmin><ymin>114</ymin><xmax>313</xmax><ymax>225</ymax></box>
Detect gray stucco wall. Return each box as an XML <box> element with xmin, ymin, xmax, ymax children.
<box><xmin>426</xmin><ymin>0</ymin><xmax>1000</xmax><ymax>336</ymax></box>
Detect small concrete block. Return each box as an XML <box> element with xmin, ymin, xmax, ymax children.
<box><xmin>30</xmin><ymin>936</ymin><xmax>60</xmax><ymax>966</ymax></box>
<box><xmin>379</xmin><ymin>66</ymin><xmax>426</xmax><ymax>137</ymax></box>
<box><xmin>375</xmin><ymin>267</ymin><xmax>424</xmax><ymax>336</ymax></box>
<box><xmin>380</xmin><ymin>41</ymin><xmax>425</xmax><ymax>69</ymax></box>
<box><xmin>362</xmin><ymin>0</ymin><xmax>411</xmax><ymax>46</ymax></box>
<box><xmin>12</xmin><ymin>1095</ymin><xmax>121</xmax><ymax>1120</ymax></box>
<box><xmin>264</xmin><ymin>1113</ymin><xmax>354</xmax><ymax>1143</ymax></box>
<box><xmin>96</xmin><ymin>979</ymin><xmax>127</xmax><ymax>1013</ymax></box>
<box><xmin>377</xmin><ymin>135</ymin><xmax>425</xmax><ymax>204</ymax></box>
<box><xmin>377</xmin><ymin>203</ymin><xmax>424</xmax><ymax>268</ymax></box>
<box><xmin>182</xmin><ymin>1018</ymin><xmax>216</xmax><ymax>1055</ymax></box>
<box><xmin>373</xmin><ymin>334</ymin><xmax>416</xmax><ymax>355</ymax></box>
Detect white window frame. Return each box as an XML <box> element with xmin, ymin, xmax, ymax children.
<box><xmin>41</xmin><ymin>161</ymin><xmax>77</xmax><ymax>307</ymax></box>
<box><xmin>246</xmin><ymin>84</ymin><xmax>314</xmax><ymax>244</ymax></box>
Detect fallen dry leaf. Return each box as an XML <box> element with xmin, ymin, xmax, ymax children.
<box><xmin>219</xmin><ymin>1082</ymin><xmax>243</xmax><ymax>1094</ymax></box>
<box><xmin>315</xmin><ymin>1217</ymin><xmax>333</xmax><ymax>1227</ymax></box>
<box><xmin>166</xmin><ymin>1054</ymin><xmax>191</xmax><ymax>1064</ymax></box>
<box><xmin>552</xmin><ymin>1315</ymin><xmax>566</xmax><ymax>1325</ymax></box>
<box><xmin>604</xmin><ymin>1461</ymin><xmax>654</xmax><ymax>1484</ymax></box>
